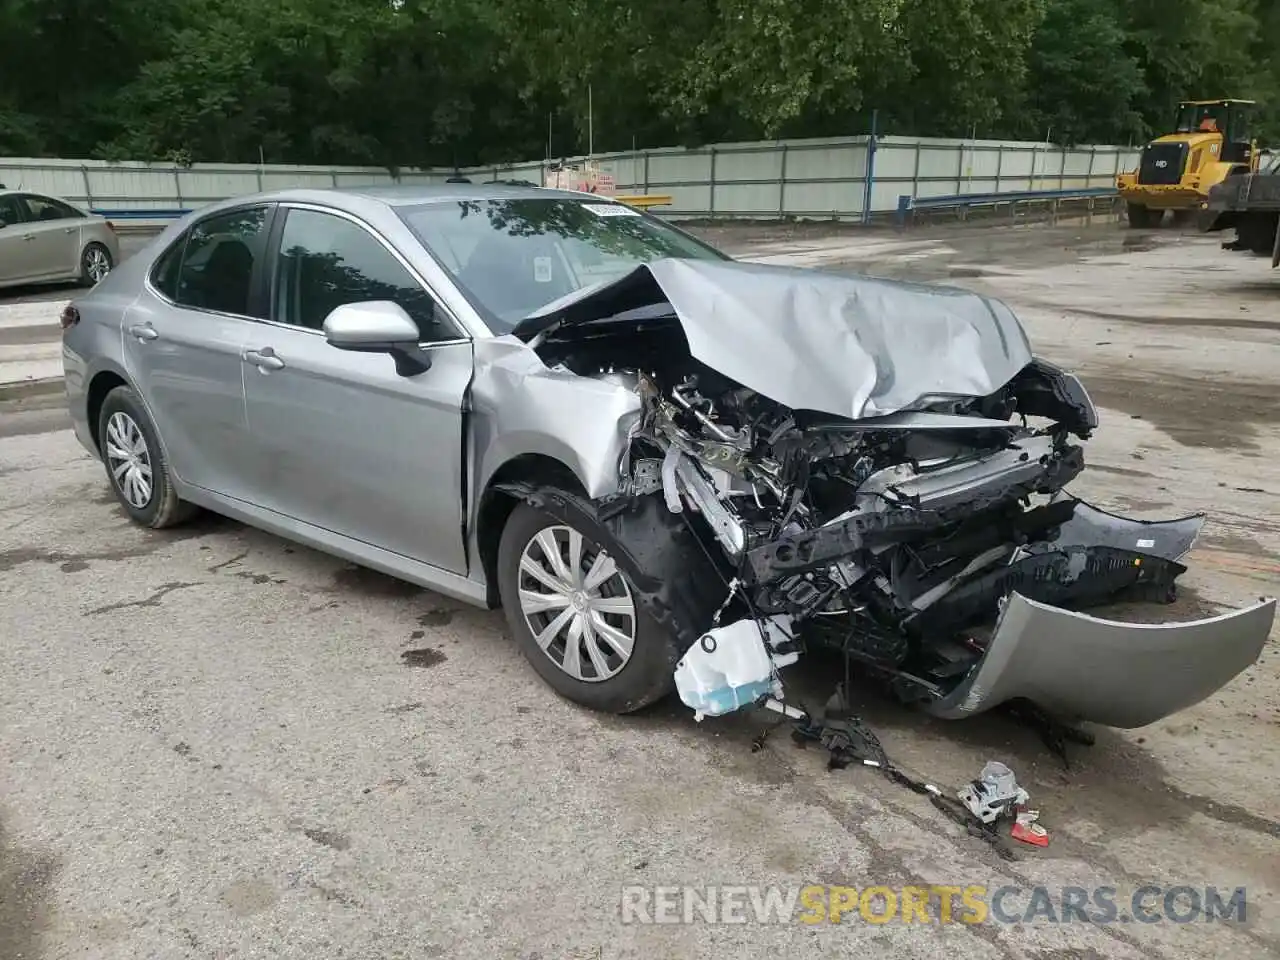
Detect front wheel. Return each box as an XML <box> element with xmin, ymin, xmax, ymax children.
<box><xmin>97</xmin><ymin>385</ymin><xmax>198</xmax><ymax>528</ymax></box>
<box><xmin>79</xmin><ymin>242</ymin><xmax>113</xmax><ymax>286</ymax></box>
<box><xmin>1126</xmin><ymin>203</ymin><xmax>1157</xmax><ymax>228</ymax></box>
<box><xmin>496</xmin><ymin>500</ymin><xmax>679</xmax><ymax>713</ymax></box>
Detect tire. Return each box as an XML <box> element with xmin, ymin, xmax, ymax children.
<box><xmin>496</xmin><ymin>500</ymin><xmax>680</xmax><ymax>713</ymax></box>
<box><xmin>97</xmin><ymin>385</ymin><xmax>198</xmax><ymax>528</ymax></box>
<box><xmin>79</xmin><ymin>242</ymin><xmax>113</xmax><ymax>286</ymax></box>
<box><xmin>1126</xmin><ymin>203</ymin><xmax>1156</xmax><ymax>228</ymax></box>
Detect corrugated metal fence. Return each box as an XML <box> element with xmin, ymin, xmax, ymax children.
<box><xmin>0</xmin><ymin>134</ymin><xmax>1139</xmax><ymax>221</ymax></box>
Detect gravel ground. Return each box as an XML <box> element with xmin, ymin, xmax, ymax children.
<box><xmin>1</xmin><ymin>218</ymin><xmax>1278</xmax><ymax>960</ymax></box>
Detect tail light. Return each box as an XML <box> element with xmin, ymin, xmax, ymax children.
<box><xmin>59</xmin><ymin>304</ymin><xmax>80</xmax><ymax>330</ymax></box>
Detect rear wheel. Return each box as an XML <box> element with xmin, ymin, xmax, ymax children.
<box><xmin>1126</xmin><ymin>203</ymin><xmax>1157</xmax><ymax>228</ymax></box>
<box><xmin>97</xmin><ymin>385</ymin><xmax>198</xmax><ymax>528</ymax></box>
<box><xmin>79</xmin><ymin>242</ymin><xmax>113</xmax><ymax>286</ymax></box>
<box><xmin>496</xmin><ymin>500</ymin><xmax>679</xmax><ymax>713</ymax></box>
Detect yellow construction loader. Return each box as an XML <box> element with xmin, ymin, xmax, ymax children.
<box><xmin>1116</xmin><ymin>99</ymin><xmax>1260</xmax><ymax>227</ymax></box>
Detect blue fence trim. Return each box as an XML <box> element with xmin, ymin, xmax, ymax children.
<box><xmin>896</xmin><ymin>186</ymin><xmax>1117</xmax><ymax>224</ymax></box>
<box><xmin>90</xmin><ymin>208</ymin><xmax>191</xmax><ymax>220</ymax></box>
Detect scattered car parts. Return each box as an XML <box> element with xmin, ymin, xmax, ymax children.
<box><xmin>517</xmin><ymin>258</ymin><xmax>1276</xmax><ymax>729</ymax></box>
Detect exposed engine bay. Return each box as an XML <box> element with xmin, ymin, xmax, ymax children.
<box><xmin>511</xmin><ymin>259</ymin><xmax>1276</xmax><ymax>730</ymax></box>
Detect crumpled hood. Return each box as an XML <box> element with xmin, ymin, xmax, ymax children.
<box><xmin>514</xmin><ymin>258</ymin><xmax>1034</xmax><ymax>421</ymax></box>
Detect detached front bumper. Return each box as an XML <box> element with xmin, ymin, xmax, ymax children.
<box><xmin>924</xmin><ymin>497</ymin><xmax>1276</xmax><ymax>727</ymax></box>
<box><xmin>924</xmin><ymin>592</ymin><xmax>1276</xmax><ymax>728</ymax></box>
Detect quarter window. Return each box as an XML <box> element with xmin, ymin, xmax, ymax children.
<box><xmin>272</xmin><ymin>208</ymin><xmax>453</xmax><ymax>340</ymax></box>
<box><xmin>171</xmin><ymin>207</ymin><xmax>269</xmax><ymax>318</ymax></box>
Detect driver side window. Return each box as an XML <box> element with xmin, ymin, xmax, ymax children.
<box><xmin>272</xmin><ymin>208</ymin><xmax>456</xmax><ymax>342</ymax></box>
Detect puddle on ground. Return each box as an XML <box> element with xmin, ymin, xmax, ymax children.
<box><xmin>1085</xmin><ymin>371</ymin><xmax>1280</xmax><ymax>451</ymax></box>
<box><xmin>401</xmin><ymin>648</ymin><xmax>447</xmax><ymax>668</ymax></box>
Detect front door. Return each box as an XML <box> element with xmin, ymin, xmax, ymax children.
<box><xmin>241</xmin><ymin>205</ymin><xmax>472</xmax><ymax>574</ymax></box>
<box><xmin>121</xmin><ymin>204</ymin><xmax>273</xmax><ymax>500</ymax></box>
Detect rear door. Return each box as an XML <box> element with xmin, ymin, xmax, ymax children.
<box><xmin>121</xmin><ymin>205</ymin><xmax>271</xmax><ymax>499</ymax></box>
<box><xmin>16</xmin><ymin>194</ymin><xmax>85</xmax><ymax>280</ymax></box>
<box><xmin>240</xmin><ymin>203</ymin><xmax>473</xmax><ymax>574</ymax></box>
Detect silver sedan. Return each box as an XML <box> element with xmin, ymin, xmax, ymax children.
<box><xmin>0</xmin><ymin>189</ymin><xmax>120</xmax><ymax>290</ymax></box>
<box><xmin>60</xmin><ymin>183</ymin><xmax>1274</xmax><ymax>727</ymax></box>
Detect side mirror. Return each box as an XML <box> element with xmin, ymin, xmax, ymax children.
<box><xmin>322</xmin><ymin>301</ymin><xmax>431</xmax><ymax>376</ymax></box>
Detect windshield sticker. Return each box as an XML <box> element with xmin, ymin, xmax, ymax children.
<box><xmin>534</xmin><ymin>256</ymin><xmax>553</xmax><ymax>283</ymax></box>
<box><xmin>582</xmin><ymin>203</ymin><xmax>641</xmax><ymax>217</ymax></box>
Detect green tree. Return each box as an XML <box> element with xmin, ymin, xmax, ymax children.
<box><xmin>1022</xmin><ymin>0</ymin><xmax>1147</xmax><ymax>145</ymax></box>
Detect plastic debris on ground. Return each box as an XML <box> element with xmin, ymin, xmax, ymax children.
<box><xmin>1012</xmin><ymin>809</ymin><xmax>1051</xmax><ymax>847</ymax></box>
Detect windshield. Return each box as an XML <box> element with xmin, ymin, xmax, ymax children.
<box><xmin>398</xmin><ymin>197</ymin><xmax>728</xmax><ymax>331</ymax></box>
<box><xmin>1175</xmin><ymin>102</ymin><xmax>1229</xmax><ymax>134</ymax></box>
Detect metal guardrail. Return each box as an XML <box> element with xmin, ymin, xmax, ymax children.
<box><xmin>896</xmin><ymin>186</ymin><xmax>1118</xmax><ymax>225</ymax></box>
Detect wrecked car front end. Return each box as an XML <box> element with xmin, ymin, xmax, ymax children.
<box><xmin>499</xmin><ymin>258</ymin><xmax>1275</xmax><ymax>729</ymax></box>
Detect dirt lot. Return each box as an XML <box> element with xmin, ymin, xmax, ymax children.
<box><xmin>1</xmin><ymin>219</ymin><xmax>1278</xmax><ymax>959</ymax></box>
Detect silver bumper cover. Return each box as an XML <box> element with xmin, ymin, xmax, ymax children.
<box><xmin>924</xmin><ymin>592</ymin><xmax>1276</xmax><ymax>728</ymax></box>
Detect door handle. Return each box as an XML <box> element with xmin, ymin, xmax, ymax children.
<box><xmin>244</xmin><ymin>348</ymin><xmax>285</xmax><ymax>371</ymax></box>
<box><xmin>128</xmin><ymin>323</ymin><xmax>159</xmax><ymax>342</ymax></box>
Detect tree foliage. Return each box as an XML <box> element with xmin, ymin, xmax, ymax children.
<box><xmin>0</xmin><ymin>0</ymin><xmax>1276</xmax><ymax>166</ymax></box>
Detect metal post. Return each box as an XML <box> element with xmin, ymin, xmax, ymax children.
<box><xmin>1088</xmin><ymin>146</ymin><xmax>1097</xmax><ymax>188</ymax></box>
<box><xmin>778</xmin><ymin>143</ymin><xmax>789</xmax><ymax>217</ymax></box>
<box><xmin>80</xmin><ymin>166</ymin><xmax>94</xmax><ymax>210</ymax></box>
<box><xmin>994</xmin><ymin>145</ymin><xmax>1003</xmax><ymax>194</ymax></box>
<box><xmin>173</xmin><ymin>168</ymin><xmax>183</xmax><ymax>210</ymax></box>
<box><xmin>588</xmin><ymin>84</ymin><xmax>594</xmax><ymax>158</ymax></box>
<box><xmin>957</xmin><ymin>139</ymin><xmax>965</xmax><ymax>195</ymax></box>
<box><xmin>708</xmin><ymin>147</ymin><xmax>717</xmax><ymax>217</ymax></box>
<box><xmin>643</xmin><ymin>152</ymin><xmax>650</xmax><ymax>193</ymax></box>
<box><xmin>861</xmin><ymin>109</ymin><xmax>879</xmax><ymax>224</ymax></box>
<box><xmin>912</xmin><ymin>140</ymin><xmax>922</xmax><ymax>198</ymax></box>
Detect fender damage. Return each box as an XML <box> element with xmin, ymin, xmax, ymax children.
<box><xmin>487</xmin><ymin>258</ymin><xmax>1275</xmax><ymax>728</ymax></box>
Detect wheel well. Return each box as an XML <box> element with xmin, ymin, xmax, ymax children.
<box><xmin>476</xmin><ymin>454</ymin><xmax>586</xmax><ymax>607</ymax></box>
<box><xmin>85</xmin><ymin>371</ymin><xmax>128</xmax><ymax>453</ymax></box>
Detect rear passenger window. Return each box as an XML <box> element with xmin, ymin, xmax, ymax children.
<box><xmin>172</xmin><ymin>207</ymin><xmax>269</xmax><ymax>318</ymax></box>
<box><xmin>22</xmin><ymin>195</ymin><xmax>81</xmax><ymax>221</ymax></box>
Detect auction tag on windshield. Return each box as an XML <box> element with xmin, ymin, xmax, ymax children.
<box><xmin>533</xmin><ymin>256</ymin><xmax>553</xmax><ymax>283</ymax></box>
<box><xmin>583</xmin><ymin>203</ymin><xmax>640</xmax><ymax>217</ymax></box>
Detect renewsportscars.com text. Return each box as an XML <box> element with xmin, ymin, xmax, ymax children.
<box><xmin>620</xmin><ymin>884</ymin><xmax>1247</xmax><ymax>925</ymax></box>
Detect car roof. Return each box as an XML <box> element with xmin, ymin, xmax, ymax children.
<box><xmin>247</xmin><ymin>182</ymin><xmax>613</xmax><ymax>209</ymax></box>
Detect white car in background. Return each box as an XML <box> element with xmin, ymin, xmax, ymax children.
<box><xmin>0</xmin><ymin>189</ymin><xmax>120</xmax><ymax>290</ymax></box>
